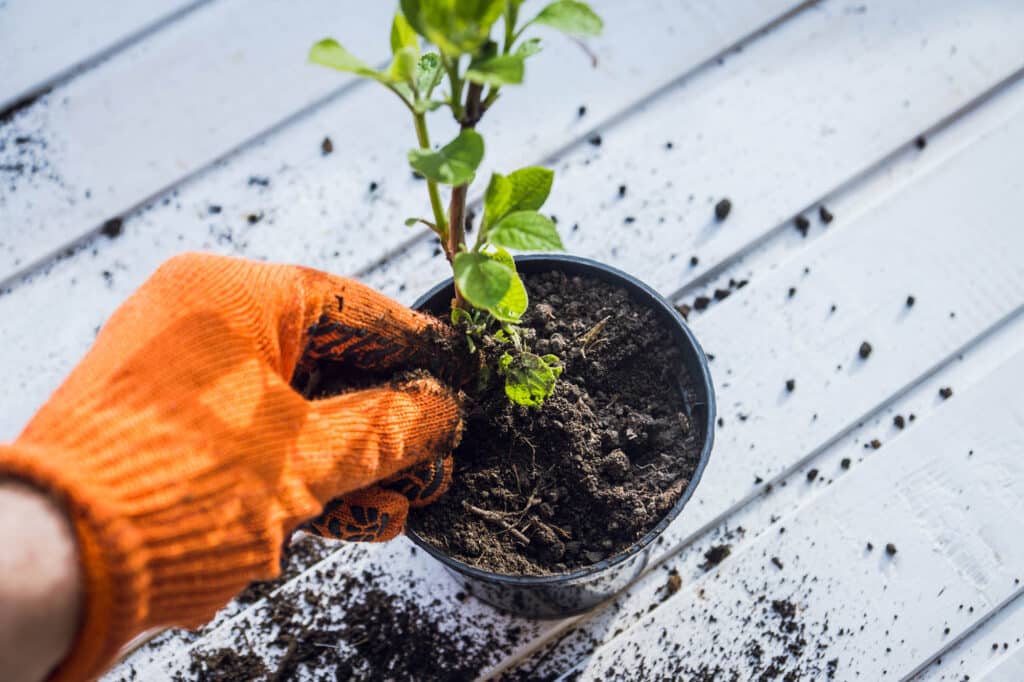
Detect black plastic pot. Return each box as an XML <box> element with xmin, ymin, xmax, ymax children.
<box><xmin>408</xmin><ymin>255</ymin><xmax>715</xmax><ymax>619</ymax></box>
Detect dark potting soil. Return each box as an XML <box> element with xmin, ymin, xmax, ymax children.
<box><xmin>409</xmin><ymin>270</ymin><xmax>704</xmax><ymax>576</ymax></box>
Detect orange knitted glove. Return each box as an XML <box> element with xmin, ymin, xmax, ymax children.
<box><xmin>0</xmin><ymin>253</ymin><xmax>462</xmax><ymax>681</ymax></box>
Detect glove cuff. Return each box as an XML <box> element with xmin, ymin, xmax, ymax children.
<box><xmin>0</xmin><ymin>443</ymin><xmax>283</xmax><ymax>681</ymax></box>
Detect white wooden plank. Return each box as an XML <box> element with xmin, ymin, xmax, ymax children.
<box><xmin>0</xmin><ymin>0</ymin><xmax>803</xmax><ymax>439</ymax></box>
<box><xmin>912</xmin><ymin>592</ymin><xmax>1024</xmax><ymax>681</ymax></box>
<box><xmin>0</xmin><ymin>0</ymin><xmax>205</xmax><ymax>112</ymax></box>
<box><xmin>0</xmin><ymin>0</ymin><xmax>802</xmax><ymax>287</ymax></box>
<box><xmin>118</xmin><ymin>70</ymin><xmax>1024</xmax><ymax>680</ymax></box>
<box><xmin>0</xmin><ymin>0</ymin><xmax>393</xmax><ymax>281</ymax></box>
<box><xmin>566</xmin><ymin>349</ymin><xmax>1024</xmax><ymax>680</ymax></box>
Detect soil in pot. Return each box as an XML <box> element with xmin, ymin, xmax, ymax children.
<box><xmin>408</xmin><ymin>270</ymin><xmax>704</xmax><ymax>576</ymax></box>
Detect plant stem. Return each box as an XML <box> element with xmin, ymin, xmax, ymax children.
<box><xmin>447</xmin><ymin>81</ymin><xmax>485</xmax><ymax>312</ymax></box>
<box><xmin>412</xmin><ymin>111</ymin><xmax>450</xmax><ymax>245</ymax></box>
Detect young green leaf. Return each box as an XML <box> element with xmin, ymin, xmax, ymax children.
<box><xmin>482</xmin><ymin>167</ymin><xmax>553</xmax><ymax>230</ymax></box>
<box><xmin>415</xmin><ymin>53</ymin><xmax>443</xmax><ymax>94</ymax></box>
<box><xmin>532</xmin><ymin>0</ymin><xmax>603</xmax><ymax>37</ymax></box>
<box><xmin>414</xmin><ymin>0</ymin><xmax>505</xmax><ymax>55</ymax></box>
<box><xmin>309</xmin><ymin>39</ymin><xmax>383</xmax><ymax>81</ymax></box>
<box><xmin>482</xmin><ymin>172</ymin><xmax>513</xmax><ymax>230</ymax></box>
<box><xmin>413</xmin><ymin>99</ymin><xmax>444</xmax><ymax>113</ymax></box>
<box><xmin>515</xmin><ymin>37</ymin><xmax>543</xmax><ymax>58</ymax></box>
<box><xmin>391</xmin><ymin>12</ymin><xmax>420</xmax><ymax>54</ymax></box>
<box><xmin>404</xmin><ymin>217</ymin><xmax>437</xmax><ymax>229</ymax></box>
<box><xmin>488</xmin><ymin>210</ymin><xmax>563</xmax><ymax>251</ymax></box>
<box><xmin>453</xmin><ymin>251</ymin><xmax>514</xmax><ymax>310</ymax></box>
<box><xmin>408</xmin><ymin>129</ymin><xmax>485</xmax><ymax>185</ymax></box>
<box><xmin>450</xmin><ymin>306</ymin><xmax>474</xmax><ymax>326</ymax></box>
<box><xmin>499</xmin><ymin>351</ymin><xmax>562</xmax><ymax>406</ymax></box>
<box><xmin>487</xmin><ymin>247</ymin><xmax>528</xmax><ymax>321</ymax></box>
<box><xmin>506</xmin><ymin>166</ymin><xmax>554</xmax><ymax>211</ymax></box>
<box><xmin>387</xmin><ymin>46</ymin><xmax>419</xmax><ymax>85</ymax></box>
<box><xmin>466</xmin><ymin>54</ymin><xmax>525</xmax><ymax>87</ymax></box>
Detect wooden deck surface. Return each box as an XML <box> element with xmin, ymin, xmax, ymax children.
<box><xmin>2</xmin><ymin>1</ymin><xmax>1023</xmax><ymax>680</ymax></box>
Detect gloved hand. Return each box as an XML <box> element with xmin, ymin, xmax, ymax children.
<box><xmin>0</xmin><ymin>253</ymin><xmax>462</xmax><ymax>681</ymax></box>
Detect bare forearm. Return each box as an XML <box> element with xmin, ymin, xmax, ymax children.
<box><xmin>0</xmin><ymin>481</ymin><xmax>82</xmax><ymax>682</ymax></box>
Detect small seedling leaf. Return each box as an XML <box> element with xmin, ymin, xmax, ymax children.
<box><xmin>415</xmin><ymin>52</ymin><xmax>443</xmax><ymax>94</ymax></box>
<box><xmin>453</xmin><ymin>251</ymin><xmax>514</xmax><ymax>310</ymax></box>
<box><xmin>500</xmin><ymin>351</ymin><xmax>562</xmax><ymax>406</ymax></box>
<box><xmin>515</xmin><ymin>37</ymin><xmax>543</xmax><ymax>58</ymax></box>
<box><xmin>408</xmin><ymin>129</ymin><xmax>485</xmax><ymax>185</ymax></box>
<box><xmin>309</xmin><ymin>39</ymin><xmax>384</xmax><ymax>81</ymax></box>
<box><xmin>532</xmin><ymin>0</ymin><xmax>603</xmax><ymax>36</ymax></box>
<box><xmin>466</xmin><ymin>54</ymin><xmax>525</xmax><ymax>87</ymax></box>
<box><xmin>507</xmin><ymin>166</ymin><xmax>554</xmax><ymax>211</ymax></box>
<box><xmin>489</xmin><ymin>210</ymin><xmax>563</xmax><ymax>251</ymax></box>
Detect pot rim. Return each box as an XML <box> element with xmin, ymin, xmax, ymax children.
<box><xmin>406</xmin><ymin>254</ymin><xmax>716</xmax><ymax>587</ymax></box>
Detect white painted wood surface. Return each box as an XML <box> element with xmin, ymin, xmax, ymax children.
<box><xmin>1</xmin><ymin>1</ymin><xmax>1023</xmax><ymax>680</ymax></box>
<box><xmin>0</xmin><ymin>0</ymin><xmax>205</xmax><ymax>111</ymax></box>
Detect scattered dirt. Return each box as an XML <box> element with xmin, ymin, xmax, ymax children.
<box><xmin>906</xmin><ymin>295</ymin><xmax>915</xmax><ymax>307</ymax></box>
<box><xmin>785</xmin><ymin>379</ymin><xmax>795</xmax><ymax>392</ymax></box>
<box><xmin>885</xmin><ymin>543</ymin><xmax>898</xmax><ymax>556</ymax></box>
<box><xmin>714</xmin><ymin>198</ymin><xmax>732</xmax><ymax>221</ymax></box>
<box><xmin>666</xmin><ymin>571</ymin><xmax>682</xmax><ymax>595</ymax></box>
<box><xmin>699</xmin><ymin>544</ymin><xmax>732</xmax><ymax>571</ymax></box>
<box><xmin>321</xmin><ymin>136</ymin><xmax>333</xmax><ymax>155</ymax></box>
<box><xmin>858</xmin><ymin>341</ymin><xmax>873</xmax><ymax>359</ymax></box>
<box><xmin>939</xmin><ymin>386</ymin><xmax>953</xmax><ymax>400</ymax></box>
<box><xmin>181</xmin><ymin>563</ymin><xmax>515</xmax><ymax>681</ymax></box>
<box><xmin>100</xmin><ymin>217</ymin><xmax>124</xmax><ymax>238</ymax></box>
<box><xmin>409</xmin><ymin>270</ymin><xmax>704</xmax><ymax>575</ymax></box>
<box><xmin>819</xmin><ymin>205</ymin><xmax>834</xmax><ymax>224</ymax></box>
<box><xmin>794</xmin><ymin>215</ymin><xmax>810</xmax><ymax>237</ymax></box>
<box><xmin>893</xmin><ymin>415</ymin><xmax>905</xmax><ymax>429</ymax></box>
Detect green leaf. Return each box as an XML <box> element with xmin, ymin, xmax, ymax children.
<box><xmin>515</xmin><ymin>37</ymin><xmax>543</xmax><ymax>58</ymax></box>
<box><xmin>309</xmin><ymin>39</ymin><xmax>383</xmax><ymax>81</ymax></box>
<box><xmin>488</xmin><ymin>210</ymin><xmax>563</xmax><ymax>251</ymax></box>
<box><xmin>499</xmin><ymin>351</ymin><xmax>562</xmax><ymax>406</ymax></box>
<box><xmin>408</xmin><ymin>129</ymin><xmax>485</xmax><ymax>185</ymax></box>
<box><xmin>453</xmin><ymin>251</ymin><xmax>514</xmax><ymax>310</ymax></box>
<box><xmin>415</xmin><ymin>53</ymin><xmax>443</xmax><ymax>94</ymax></box>
<box><xmin>487</xmin><ymin>247</ymin><xmax>527</xmax><ymax>321</ymax></box>
<box><xmin>400</xmin><ymin>0</ymin><xmax>426</xmax><ymax>35</ymax></box>
<box><xmin>506</xmin><ymin>166</ymin><xmax>553</xmax><ymax>211</ymax></box>
<box><xmin>391</xmin><ymin>12</ymin><xmax>420</xmax><ymax>54</ymax></box>
<box><xmin>482</xmin><ymin>173</ymin><xmax>513</xmax><ymax>230</ymax></box>
<box><xmin>415</xmin><ymin>0</ymin><xmax>505</xmax><ymax>55</ymax></box>
<box><xmin>450</xmin><ymin>306</ymin><xmax>474</xmax><ymax>326</ymax></box>
<box><xmin>482</xmin><ymin>167</ymin><xmax>553</xmax><ymax>230</ymax></box>
<box><xmin>532</xmin><ymin>0</ymin><xmax>603</xmax><ymax>36</ymax></box>
<box><xmin>404</xmin><ymin>217</ymin><xmax>437</xmax><ymax>229</ymax></box>
<box><xmin>387</xmin><ymin>46</ymin><xmax>419</xmax><ymax>85</ymax></box>
<box><xmin>413</xmin><ymin>99</ymin><xmax>443</xmax><ymax>113</ymax></box>
<box><xmin>466</xmin><ymin>54</ymin><xmax>525</xmax><ymax>87</ymax></box>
